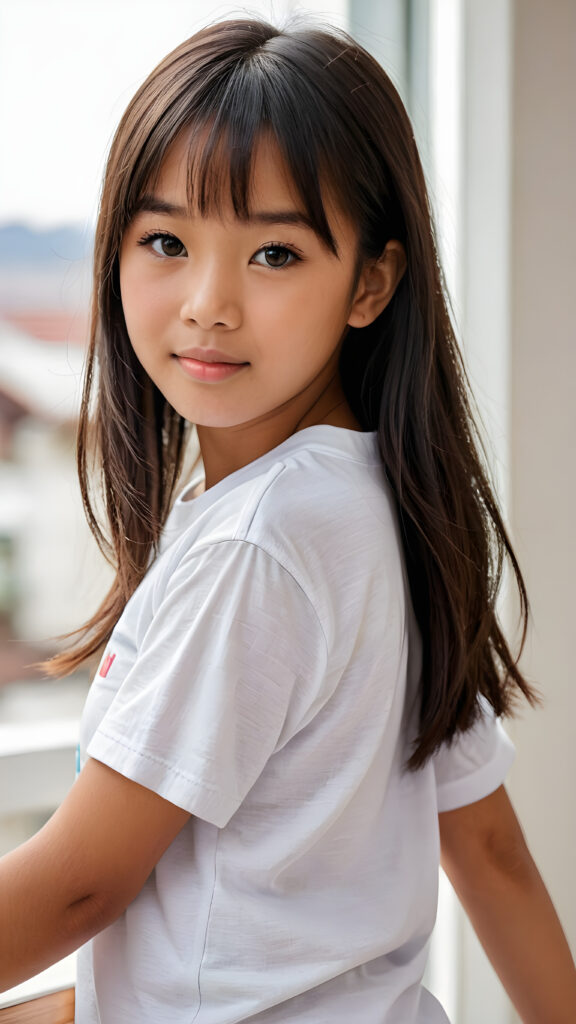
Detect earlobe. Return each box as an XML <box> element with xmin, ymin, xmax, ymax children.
<box><xmin>347</xmin><ymin>240</ymin><xmax>407</xmax><ymax>327</ymax></box>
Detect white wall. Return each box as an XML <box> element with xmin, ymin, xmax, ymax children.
<box><xmin>508</xmin><ymin>0</ymin><xmax>576</xmax><ymax>962</ymax></box>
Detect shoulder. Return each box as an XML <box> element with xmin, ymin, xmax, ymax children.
<box><xmin>234</xmin><ymin>437</ymin><xmax>409</xmax><ymax>650</ymax></box>
<box><xmin>239</xmin><ymin>435</ymin><xmax>402</xmax><ymax>563</ymax></box>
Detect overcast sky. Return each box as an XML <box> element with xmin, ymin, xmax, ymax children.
<box><xmin>0</xmin><ymin>0</ymin><xmax>346</xmax><ymax>228</ymax></box>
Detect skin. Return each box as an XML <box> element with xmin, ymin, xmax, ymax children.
<box><xmin>1</xmin><ymin>137</ymin><xmax>575</xmax><ymax>1020</ymax></box>
<box><xmin>440</xmin><ymin>786</ymin><xmax>576</xmax><ymax>1023</ymax></box>
<box><xmin>118</xmin><ymin>133</ymin><xmax>405</xmax><ymax>488</ymax></box>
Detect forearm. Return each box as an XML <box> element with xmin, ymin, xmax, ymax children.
<box><xmin>0</xmin><ymin>833</ymin><xmax>109</xmax><ymax>992</ymax></box>
<box><xmin>0</xmin><ymin>759</ymin><xmax>191</xmax><ymax>993</ymax></box>
<box><xmin>446</xmin><ymin>845</ymin><xmax>576</xmax><ymax>1024</ymax></box>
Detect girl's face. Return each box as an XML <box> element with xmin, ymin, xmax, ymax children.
<box><xmin>119</xmin><ymin>134</ymin><xmax>370</xmax><ymax>448</ymax></box>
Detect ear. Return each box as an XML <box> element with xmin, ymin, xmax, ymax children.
<box><xmin>347</xmin><ymin>240</ymin><xmax>407</xmax><ymax>328</ymax></box>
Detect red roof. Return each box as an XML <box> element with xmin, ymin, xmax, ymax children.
<box><xmin>4</xmin><ymin>310</ymin><xmax>89</xmax><ymax>346</ymax></box>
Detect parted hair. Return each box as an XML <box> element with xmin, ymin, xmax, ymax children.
<box><xmin>45</xmin><ymin>18</ymin><xmax>536</xmax><ymax>767</ymax></box>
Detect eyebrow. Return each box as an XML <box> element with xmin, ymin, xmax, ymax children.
<box><xmin>132</xmin><ymin>194</ymin><xmax>315</xmax><ymax>230</ymax></box>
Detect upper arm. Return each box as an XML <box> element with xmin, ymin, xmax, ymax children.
<box><xmin>86</xmin><ymin>541</ymin><xmax>328</xmax><ymax>829</ymax></box>
<box><xmin>439</xmin><ymin>784</ymin><xmax>533</xmax><ymax>893</ymax></box>
<box><xmin>27</xmin><ymin>757</ymin><xmax>191</xmax><ymax>917</ymax></box>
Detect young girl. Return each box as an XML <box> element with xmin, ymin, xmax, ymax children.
<box><xmin>1</xmin><ymin>17</ymin><xmax>575</xmax><ymax>1024</ymax></box>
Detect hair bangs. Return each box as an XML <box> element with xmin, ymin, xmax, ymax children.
<box><xmin>159</xmin><ymin>53</ymin><xmax>346</xmax><ymax>254</ymax></box>
<box><xmin>179</xmin><ymin>61</ymin><xmax>265</xmax><ymax>221</ymax></box>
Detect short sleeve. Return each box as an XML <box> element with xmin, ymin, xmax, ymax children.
<box><xmin>87</xmin><ymin>540</ymin><xmax>327</xmax><ymax>827</ymax></box>
<box><xmin>434</xmin><ymin>698</ymin><xmax>515</xmax><ymax>812</ymax></box>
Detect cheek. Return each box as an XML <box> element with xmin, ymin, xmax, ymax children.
<box><xmin>119</xmin><ymin>266</ymin><xmax>142</xmax><ymax>331</ymax></box>
<box><xmin>259</xmin><ymin>274</ymin><xmax>352</xmax><ymax>330</ymax></box>
<box><xmin>279</xmin><ymin>281</ymin><xmax>353</xmax><ymax>345</ymax></box>
<box><xmin>120</xmin><ymin>270</ymin><xmax>169</xmax><ymax>341</ymax></box>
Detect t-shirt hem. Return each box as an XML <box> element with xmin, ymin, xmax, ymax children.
<box><xmin>436</xmin><ymin>736</ymin><xmax>515</xmax><ymax>813</ymax></box>
<box><xmin>86</xmin><ymin>729</ymin><xmax>236</xmax><ymax>828</ymax></box>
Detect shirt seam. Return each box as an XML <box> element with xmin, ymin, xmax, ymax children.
<box><xmin>190</xmin><ymin>830</ymin><xmax>219</xmax><ymax>1023</ymax></box>
<box><xmin>165</xmin><ymin>536</ymin><xmax>330</xmax><ymax>664</ymax></box>
<box><xmin>91</xmin><ymin>727</ymin><xmax>228</xmax><ymax>800</ymax></box>
<box><xmin>233</xmin><ymin>460</ymin><xmax>285</xmax><ymax>538</ymax></box>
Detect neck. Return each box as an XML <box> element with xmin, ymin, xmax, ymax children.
<box><xmin>197</xmin><ymin>377</ymin><xmax>361</xmax><ymax>490</ymax></box>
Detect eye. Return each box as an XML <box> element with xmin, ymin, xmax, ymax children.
<box><xmin>137</xmin><ymin>231</ymin><xmax>187</xmax><ymax>258</ymax></box>
<box><xmin>252</xmin><ymin>245</ymin><xmax>301</xmax><ymax>269</ymax></box>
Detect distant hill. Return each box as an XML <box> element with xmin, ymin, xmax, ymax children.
<box><xmin>0</xmin><ymin>223</ymin><xmax>93</xmax><ymax>265</ymax></box>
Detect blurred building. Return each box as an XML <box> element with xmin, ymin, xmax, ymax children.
<box><xmin>0</xmin><ymin>232</ymin><xmax>110</xmax><ymax>686</ymax></box>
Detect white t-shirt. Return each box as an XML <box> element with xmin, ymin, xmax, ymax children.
<box><xmin>75</xmin><ymin>425</ymin><xmax>514</xmax><ymax>1024</ymax></box>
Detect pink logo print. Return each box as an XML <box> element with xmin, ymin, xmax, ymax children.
<box><xmin>99</xmin><ymin>652</ymin><xmax>116</xmax><ymax>678</ymax></box>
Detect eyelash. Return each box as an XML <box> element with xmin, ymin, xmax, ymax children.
<box><xmin>135</xmin><ymin>230</ymin><xmax>304</xmax><ymax>268</ymax></box>
<box><xmin>136</xmin><ymin>231</ymin><xmax>186</xmax><ymax>258</ymax></box>
<box><xmin>252</xmin><ymin>242</ymin><xmax>303</xmax><ymax>269</ymax></box>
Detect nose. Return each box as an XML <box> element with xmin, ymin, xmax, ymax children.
<box><xmin>179</xmin><ymin>259</ymin><xmax>242</xmax><ymax>331</ymax></box>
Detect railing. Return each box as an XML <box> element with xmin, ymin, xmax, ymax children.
<box><xmin>0</xmin><ymin>989</ymin><xmax>74</xmax><ymax>1023</ymax></box>
<box><xmin>0</xmin><ymin>718</ymin><xmax>78</xmax><ymax>1019</ymax></box>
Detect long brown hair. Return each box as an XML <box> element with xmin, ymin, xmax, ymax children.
<box><xmin>46</xmin><ymin>18</ymin><xmax>536</xmax><ymax>767</ymax></box>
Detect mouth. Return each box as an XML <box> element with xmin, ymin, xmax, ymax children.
<box><xmin>174</xmin><ymin>351</ymin><xmax>249</xmax><ymax>383</ymax></box>
<box><xmin>176</xmin><ymin>347</ymin><xmax>247</xmax><ymax>365</ymax></box>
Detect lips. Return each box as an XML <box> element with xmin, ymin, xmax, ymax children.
<box><xmin>175</xmin><ymin>349</ymin><xmax>249</xmax><ymax>383</ymax></box>
<box><xmin>176</xmin><ymin>347</ymin><xmax>247</xmax><ymax>365</ymax></box>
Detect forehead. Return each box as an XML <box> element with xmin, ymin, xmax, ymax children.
<box><xmin>154</xmin><ymin>132</ymin><xmax>304</xmax><ymax>213</ymax></box>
